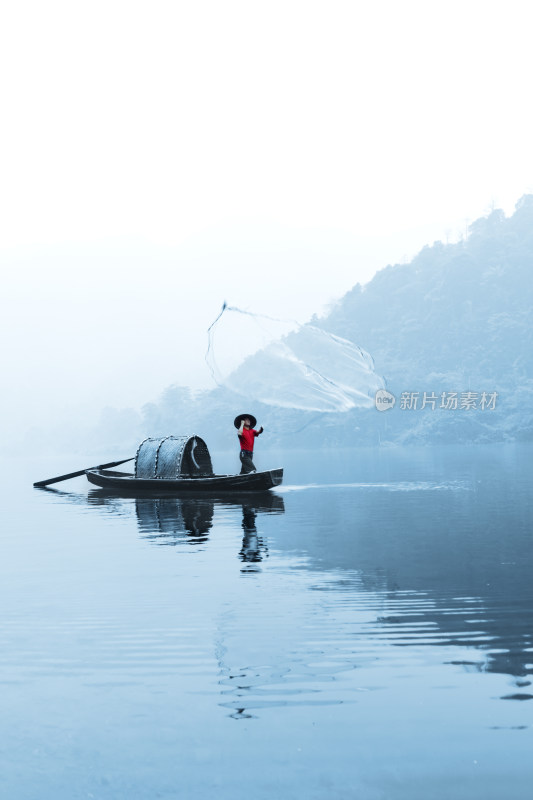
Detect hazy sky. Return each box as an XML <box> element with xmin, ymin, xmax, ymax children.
<box><xmin>2</xmin><ymin>0</ymin><xmax>532</xmax><ymax>438</ymax></box>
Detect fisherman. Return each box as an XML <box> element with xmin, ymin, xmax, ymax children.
<box><xmin>234</xmin><ymin>414</ymin><xmax>264</xmax><ymax>474</ymax></box>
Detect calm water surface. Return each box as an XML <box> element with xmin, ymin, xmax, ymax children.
<box><xmin>1</xmin><ymin>445</ymin><xmax>532</xmax><ymax>799</ymax></box>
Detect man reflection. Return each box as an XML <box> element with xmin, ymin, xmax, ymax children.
<box><xmin>239</xmin><ymin>503</ymin><xmax>268</xmax><ymax>569</ymax></box>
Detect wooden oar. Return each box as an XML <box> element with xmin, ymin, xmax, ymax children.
<box><xmin>33</xmin><ymin>457</ymin><xmax>134</xmax><ymax>488</ymax></box>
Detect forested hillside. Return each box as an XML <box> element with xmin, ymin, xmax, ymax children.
<box><xmin>45</xmin><ymin>196</ymin><xmax>533</xmax><ymax>455</ymax></box>
<box><xmin>313</xmin><ymin>194</ymin><xmax>533</xmax><ymax>444</ymax></box>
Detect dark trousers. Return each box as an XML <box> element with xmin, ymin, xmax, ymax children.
<box><xmin>239</xmin><ymin>450</ymin><xmax>256</xmax><ymax>474</ymax></box>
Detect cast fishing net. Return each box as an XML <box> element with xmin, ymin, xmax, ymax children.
<box><xmin>206</xmin><ymin>304</ymin><xmax>384</xmax><ymax>412</ymax></box>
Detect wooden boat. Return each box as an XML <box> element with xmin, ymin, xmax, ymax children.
<box><xmin>86</xmin><ymin>466</ymin><xmax>283</xmax><ymax>493</ymax></box>
<box><xmin>85</xmin><ymin>435</ymin><xmax>283</xmax><ymax>494</ymax></box>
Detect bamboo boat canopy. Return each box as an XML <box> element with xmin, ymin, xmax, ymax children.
<box><xmin>134</xmin><ymin>435</ymin><xmax>214</xmax><ymax>479</ymax></box>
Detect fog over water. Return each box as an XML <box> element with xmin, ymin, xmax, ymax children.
<box><xmin>2</xmin><ymin>1</ymin><xmax>533</xmax><ymax>449</ymax></box>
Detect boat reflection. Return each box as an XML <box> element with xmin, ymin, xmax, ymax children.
<box><xmin>40</xmin><ymin>484</ymin><xmax>284</xmax><ymax>559</ymax></box>
<box><xmin>134</xmin><ymin>492</ymin><xmax>283</xmax><ymax>561</ymax></box>
<box><xmin>41</xmin><ymin>487</ymin><xmax>285</xmax><ymax>560</ymax></box>
<box><xmin>135</xmin><ymin>496</ymin><xmax>214</xmax><ymax>545</ymax></box>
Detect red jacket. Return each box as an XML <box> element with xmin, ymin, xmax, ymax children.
<box><xmin>238</xmin><ymin>427</ymin><xmax>262</xmax><ymax>451</ymax></box>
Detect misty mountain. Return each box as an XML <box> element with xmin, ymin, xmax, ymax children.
<box><xmin>135</xmin><ymin>195</ymin><xmax>533</xmax><ymax>450</ymax></box>
<box><xmin>322</xmin><ymin>197</ymin><xmax>533</xmax><ymax>392</ymax></box>
<box><xmin>308</xmin><ymin>194</ymin><xmax>533</xmax><ymax>445</ymax></box>
<box><xmin>27</xmin><ymin>196</ymin><xmax>533</xmax><ymax>456</ymax></box>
